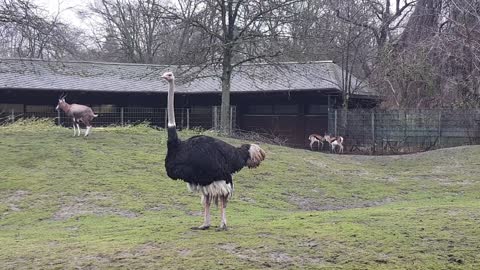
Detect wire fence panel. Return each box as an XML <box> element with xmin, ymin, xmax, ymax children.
<box><xmin>330</xmin><ymin>109</ymin><xmax>480</xmax><ymax>154</ymax></box>
<box><xmin>1</xmin><ymin>105</ymin><xmax>226</xmax><ymax>132</ymax></box>
<box><xmin>211</xmin><ymin>106</ymin><xmax>237</xmax><ymax>131</ymax></box>
<box><xmin>2</xmin><ymin>105</ymin><xmax>479</xmax><ymax>154</ymax></box>
<box><xmin>189</xmin><ymin>107</ymin><xmax>214</xmax><ymax>130</ymax></box>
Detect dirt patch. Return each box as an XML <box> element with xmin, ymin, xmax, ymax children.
<box><xmin>219</xmin><ymin>243</ymin><xmax>316</xmax><ymax>267</ymax></box>
<box><xmin>148</xmin><ymin>204</ymin><xmax>169</xmax><ymax>211</ymax></box>
<box><xmin>289</xmin><ymin>195</ymin><xmax>393</xmax><ymax>211</ymax></box>
<box><xmin>115</xmin><ymin>242</ymin><xmax>162</xmax><ymax>258</ymax></box>
<box><xmin>238</xmin><ymin>196</ymin><xmax>257</xmax><ymax>203</ymax></box>
<box><xmin>374</xmin><ymin>253</ymin><xmax>390</xmax><ymax>264</ymax></box>
<box><xmin>412</xmin><ymin>174</ymin><xmax>475</xmax><ymax>187</ymax></box>
<box><xmin>177</xmin><ymin>249</ymin><xmax>191</xmax><ymax>257</ymax></box>
<box><xmin>338</xmin><ymin>169</ymin><xmax>370</xmax><ymax>177</ymax></box>
<box><xmin>71</xmin><ymin>242</ymin><xmax>163</xmax><ymax>268</ymax></box>
<box><xmin>304</xmin><ymin>158</ymin><xmax>327</xmax><ymax>168</ymax></box>
<box><xmin>269</xmin><ymin>251</ymin><xmax>293</xmax><ymax>263</ymax></box>
<box><xmin>52</xmin><ymin>192</ymin><xmax>138</xmax><ymax>221</ymax></box>
<box><xmin>1</xmin><ymin>190</ymin><xmax>29</xmax><ymax>213</ymax></box>
<box><xmin>218</xmin><ymin>243</ymin><xmax>263</xmax><ymax>262</ymax></box>
<box><xmin>185</xmin><ymin>210</ymin><xmax>202</xmax><ymax>216</ymax></box>
<box><xmin>347</xmin><ymin>145</ymin><xmax>476</xmax><ymax>162</ymax></box>
<box><xmin>71</xmin><ymin>254</ymin><xmax>112</xmax><ymax>269</ymax></box>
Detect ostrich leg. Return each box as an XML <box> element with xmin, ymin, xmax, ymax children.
<box><xmin>193</xmin><ymin>195</ymin><xmax>211</xmax><ymax>230</ymax></box>
<box><xmin>218</xmin><ymin>195</ymin><xmax>228</xmax><ymax>231</ymax></box>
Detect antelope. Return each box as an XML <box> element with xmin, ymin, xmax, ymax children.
<box><xmin>308</xmin><ymin>134</ymin><xmax>325</xmax><ymax>151</ymax></box>
<box><xmin>55</xmin><ymin>93</ymin><xmax>98</xmax><ymax>137</ymax></box>
<box><xmin>324</xmin><ymin>134</ymin><xmax>344</xmax><ymax>154</ymax></box>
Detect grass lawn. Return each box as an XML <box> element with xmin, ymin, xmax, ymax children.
<box><xmin>1</xmin><ymin>120</ymin><xmax>479</xmax><ymax>269</ymax></box>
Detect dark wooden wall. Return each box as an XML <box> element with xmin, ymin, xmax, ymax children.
<box><xmin>1</xmin><ymin>89</ymin><xmax>377</xmax><ymax>148</ymax></box>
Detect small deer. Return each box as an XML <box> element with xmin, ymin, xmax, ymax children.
<box><xmin>308</xmin><ymin>134</ymin><xmax>325</xmax><ymax>151</ymax></box>
<box><xmin>324</xmin><ymin>134</ymin><xmax>344</xmax><ymax>154</ymax></box>
<box><xmin>55</xmin><ymin>93</ymin><xmax>98</xmax><ymax>137</ymax></box>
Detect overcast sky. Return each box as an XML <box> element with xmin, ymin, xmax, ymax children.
<box><xmin>34</xmin><ymin>0</ymin><xmax>94</xmax><ymax>28</ymax></box>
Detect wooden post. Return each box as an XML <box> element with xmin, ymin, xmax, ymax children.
<box><xmin>229</xmin><ymin>106</ymin><xmax>234</xmax><ymax>134</ymax></box>
<box><xmin>57</xmin><ymin>110</ymin><xmax>61</xmax><ymax>126</ymax></box>
<box><xmin>334</xmin><ymin>109</ymin><xmax>338</xmax><ymax>136</ymax></box>
<box><xmin>213</xmin><ymin>106</ymin><xmax>218</xmax><ymax>131</ymax></box>
<box><xmin>186</xmin><ymin>108</ymin><xmax>190</xmax><ymax>130</ymax></box>
<box><xmin>371</xmin><ymin>111</ymin><xmax>376</xmax><ymax>153</ymax></box>
<box><xmin>120</xmin><ymin>107</ymin><xmax>124</xmax><ymax>126</ymax></box>
<box><xmin>438</xmin><ymin>111</ymin><xmax>442</xmax><ymax>147</ymax></box>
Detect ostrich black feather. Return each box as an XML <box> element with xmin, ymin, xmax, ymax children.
<box><xmin>165</xmin><ymin>127</ymin><xmax>251</xmax><ymax>186</ymax></box>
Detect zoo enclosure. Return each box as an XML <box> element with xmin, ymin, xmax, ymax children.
<box><xmin>0</xmin><ymin>105</ymin><xmax>237</xmax><ymax>131</ymax></box>
<box><xmin>2</xmin><ymin>105</ymin><xmax>479</xmax><ymax>154</ymax></box>
<box><xmin>328</xmin><ymin>109</ymin><xmax>480</xmax><ymax>154</ymax></box>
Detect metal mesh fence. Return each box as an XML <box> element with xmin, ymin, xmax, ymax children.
<box><xmin>1</xmin><ymin>105</ymin><xmax>237</xmax><ymax>132</ymax></box>
<box><xmin>212</xmin><ymin>106</ymin><xmax>238</xmax><ymax>131</ymax></box>
<box><xmin>329</xmin><ymin>109</ymin><xmax>480</xmax><ymax>154</ymax></box>
<box><xmin>2</xmin><ymin>105</ymin><xmax>479</xmax><ymax>154</ymax></box>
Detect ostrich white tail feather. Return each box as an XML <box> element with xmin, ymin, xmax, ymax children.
<box><xmin>188</xmin><ymin>181</ymin><xmax>234</xmax><ymax>206</ymax></box>
<box><xmin>246</xmin><ymin>144</ymin><xmax>266</xmax><ymax>168</ymax></box>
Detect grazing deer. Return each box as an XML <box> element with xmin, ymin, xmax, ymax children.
<box><xmin>324</xmin><ymin>134</ymin><xmax>344</xmax><ymax>154</ymax></box>
<box><xmin>308</xmin><ymin>134</ymin><xmax>325</xmax><ymax>151</ymax></box>
<box><xmin>55</xmin><ymin>93</ymin><xmax>98</xmax><ymax>137</ymax></box>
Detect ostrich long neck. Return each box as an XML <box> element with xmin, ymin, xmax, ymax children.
<box><xmin>167</xmin><ymin>80</ymin><xmax>176</xmax><ymax>128</ymax></box>
<box><xmin>166</xmin><ymin>79</ymin><xmax>180</xmax><ymax>145</ymax></box>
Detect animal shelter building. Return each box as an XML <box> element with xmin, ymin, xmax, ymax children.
<box><xmin>0</xmin><ymin>58</ymin><xmax>378</xmax><ymax>147</ymax></box>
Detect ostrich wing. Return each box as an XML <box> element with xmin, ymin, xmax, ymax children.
<box><xmin>166</xmin><ymin>135</ymin><xmax>248</xmax><ymax>186</ymax></box>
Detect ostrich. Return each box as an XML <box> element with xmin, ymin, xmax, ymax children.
<box><xmin>162</xmin><ymin>72</ymin><xmax>266</xmax><ymax>231</ymax></box>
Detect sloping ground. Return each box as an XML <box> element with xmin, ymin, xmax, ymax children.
<box><xmin>0</xmin><ymin>121</ymin><xmax>479</xmax><ymax>269</ymax></box>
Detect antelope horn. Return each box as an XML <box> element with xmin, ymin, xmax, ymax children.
<box><xmin>59</xmin><ymin>92</ymin><xmax>67</xmax><ymax>99</ymax></box>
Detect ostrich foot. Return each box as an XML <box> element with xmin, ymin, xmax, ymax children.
<box><xmin>216</xmin><ymin>224</ymin><xmax>228</xmax><ymax>231</ymax></box>
<box><xmin>191</xmin><ymin>225</ymin><xmax>210</xmax><ymax>230</ymax></box>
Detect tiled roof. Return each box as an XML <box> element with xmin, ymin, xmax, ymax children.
<box><xmin>0</xmin><ymin>58</ymin><xmax>377</xmax><ymax>96</ymax></box>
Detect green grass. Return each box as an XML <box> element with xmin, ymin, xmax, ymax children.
<box><xmin>1</xmin><ymin>120</ymin><xmax>479</xmax><ymax>269</ymax></box>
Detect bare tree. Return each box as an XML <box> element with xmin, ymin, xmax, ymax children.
<box><xmin>88</xmin><ymin>0</ymin><xmax>176</xmax><ymax>64</ymax></box>
<box><xmin>440</xmin><ymin>0</ymin><xmax>480</xmax><ymax>103</ymax></box>
<box><xmin>334</xmin><ymin>0</ymin><xmax>415</xmax><ymax>50</ymax></box>
<box><xmin>397</xmin><ymin>0</ymin><xmax>442</xmax><ymax>48</ymax></box>
<box><xmin>161</xmin><ymin>0</ymin><xmax>299</xmax><ymax>134</ymax></box>
<box><xmin>0</xmin><ymin>0</ymin><xmax>83</xmax><ymax>59</ymax></box>
<box><xmin>375</xmin><ymin>0</ymin><xmax>480</xmax><ymax>109</ymax></box>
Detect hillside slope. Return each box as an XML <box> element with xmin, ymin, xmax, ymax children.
<box><xmin>1</xmin><ymin>121</ymin><xmax>479</xmax><ymax>269</ymax></box>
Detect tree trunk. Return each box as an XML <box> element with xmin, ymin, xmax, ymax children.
<box><xmin>397</xmin><ymin>0</ymin><xmax>442</xmax><ymax>49</ymax></box>
<box><xmin>220</xmin><ymin>46</ymin><xmax>233</xmax><ymax>134</ymax></box>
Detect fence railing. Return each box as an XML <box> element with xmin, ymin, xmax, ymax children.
<box><xmin>0</xmin><ymin>105</ymin><xmax>237</xmax><ymax>132</ymax></box>
<box><xmin>2</xmin><ymin>105</ymin><xmax>479</xmax><ymax>154</ymax></box>
<box><xmin>329</xmin><ymin>109</ymin><xmax>480</xmax><ymax>154</ymax></box>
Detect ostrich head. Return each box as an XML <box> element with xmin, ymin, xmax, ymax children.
<box><xmin>246</xmin><ymin>144</ymin><xmax>266</xmax><ymax>168</ymax></box>
<box><xmin>161</xmin><ymin>72</ymin><xmax>175</xmax><ymax>82</ymax></box>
